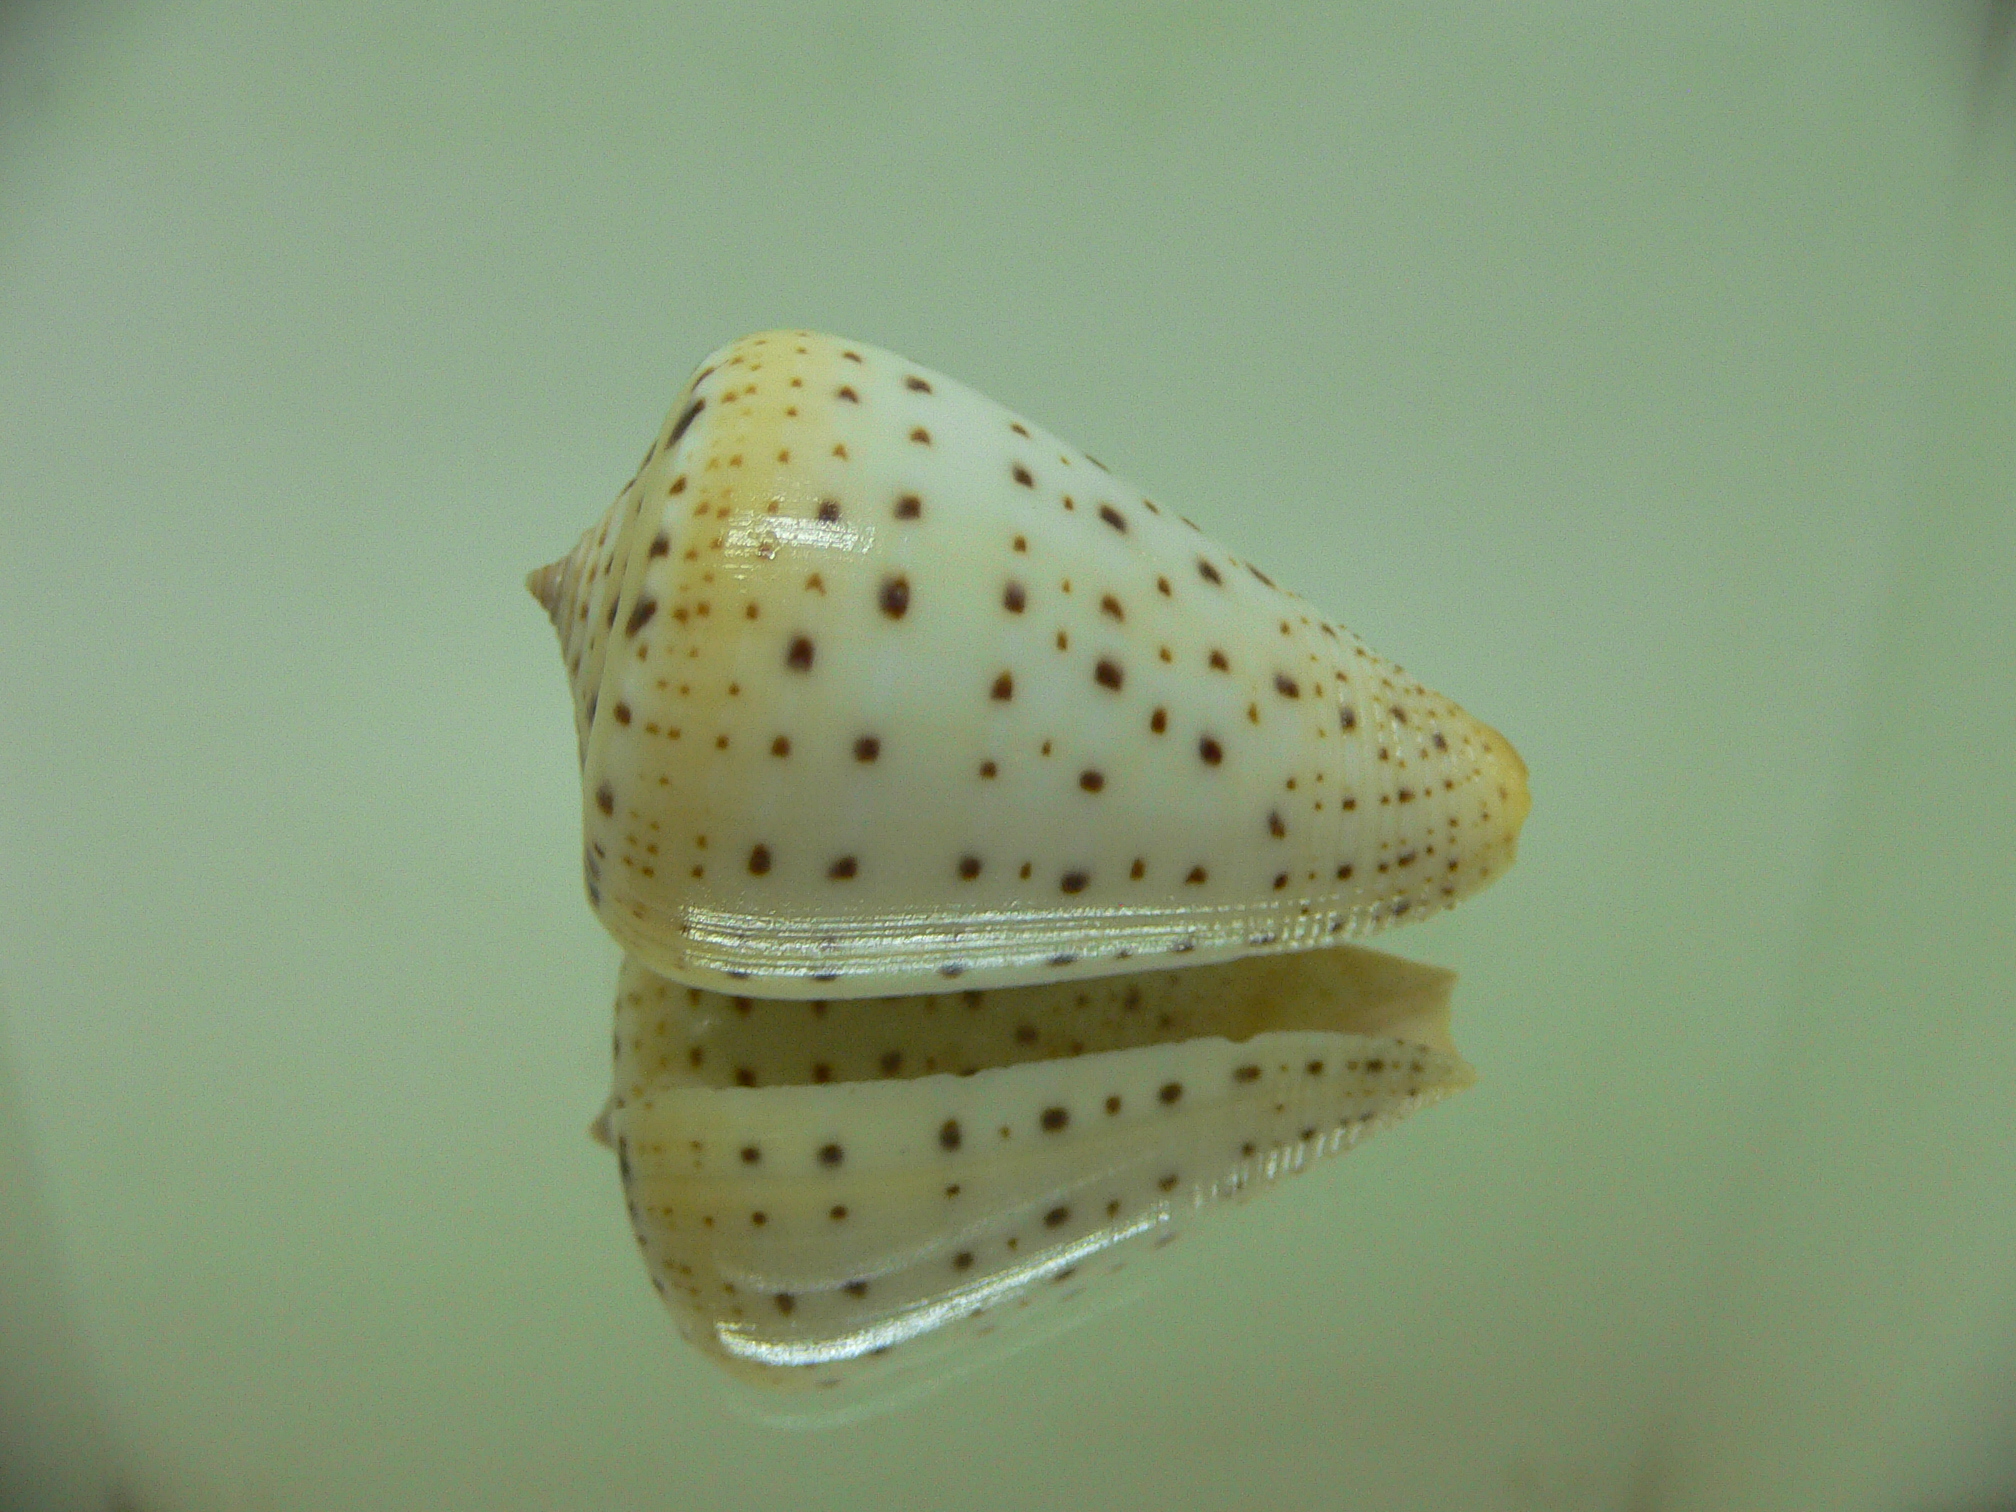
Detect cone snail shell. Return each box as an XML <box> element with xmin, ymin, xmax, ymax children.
<box><xmin>531</xmin><ymin>330</ymin><xmax>1527</xmax><ymax>1001</ymax></box>
<box><xmin>532</xmin><ymin>331</ymin><xmax>1528</xmax><ymax>1394</ymax></box>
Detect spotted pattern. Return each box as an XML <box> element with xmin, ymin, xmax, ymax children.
<box><xmin>602</xmin><ymin>946</ymin><xmax>1475</xmax><ymax>1393</ymax></box>
<box><xmin>532</xmin><ymin>329</ymin><xmax>1528</xmax><ymax>999</ymax></box>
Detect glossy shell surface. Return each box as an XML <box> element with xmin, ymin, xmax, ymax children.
<box><xmin>532</xmin><ymin>331</ymin><xmax>1529</xmax><ymax>999</ymax></box>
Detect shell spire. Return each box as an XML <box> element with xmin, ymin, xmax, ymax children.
<box><xmin>532</xmin><ymin>331</ymin><xmax>1528</xmax><ymax>998</ymax></box>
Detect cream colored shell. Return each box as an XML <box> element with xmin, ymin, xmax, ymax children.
<box><xmin>531</xmin><ymin>331</ymin><xmax>1529</xmax><ymax>1000</ymax></box>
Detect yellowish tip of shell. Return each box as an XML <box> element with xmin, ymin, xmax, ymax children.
<box><xmin>526</xmin><ymin>559</ymin><xmax>565</xmax><ymax>622</ymax></box>
<box><xmin>1490</xmin><ymin>724</ymin><xmax>1533</xmax><ymax>849</ymax></box>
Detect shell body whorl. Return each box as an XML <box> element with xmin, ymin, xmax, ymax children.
<box><xmin>532</xmin><ymin>331</ymin><xmax>1529</xmax><ymax>1000</ymax></box>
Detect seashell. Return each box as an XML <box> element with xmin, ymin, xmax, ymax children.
<box><xmin>534</xmin><ymin>331</ymin><xmax>1527</xmax><ymax>1394</ymax></box>
<box><xmin>600</xmin><ymin>944</ymin><xmax>1473</xmax><ymax>1394</ymax></box>
<box><xmin>529</xmin><ymin>330</ymin><xmax>1529</xmax><ymax>999</ymax></box>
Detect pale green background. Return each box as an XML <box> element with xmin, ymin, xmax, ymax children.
<box><xmin>3</xmin><ymin>5</ymin><xmax>2012</xmax><ymax>1511</ymax></box>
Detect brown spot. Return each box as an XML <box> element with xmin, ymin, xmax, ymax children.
<box><xmin>1060</xmin><ymin>870</ymin><xmax>1089</xmax><ymax>894</ymax></box>
<box><xmin>1198</xmin><ymin>558</ymin><xmax>1222</xmax><ymax>585</ymax></box>
<box><xmin>1158</xmin><ymin>1173</ymin><xmax>1179</xmax><ymax>1193</ymax></box>
<box><xmin>647</xmin><ymin>533</ymin><xmax>670</xmax><ymax>559</ymax></box>
<box><xmin>1130</xmin><ymin>858</ymin><xmax>1145</xmax><ymax>879</ymax></box>
<box><xmin>991</xmin><ymin>671</ymin><xmax>1014</xmax><ymax>700</ymax></box>
<box><xmin>1041</xmin><ymin>1107</ymin><xmax>1070</xmax><ymax>1132</ymax></box>
<box><xmin>854</xmin><ymin>735</ymin><xmax>880</xmax><ymax>762</ymax></box>
<box><xmin>879</xmin><ymin>575</ymin><xmax>910</xmax><ymax>618</ymax></box>
<box><xmin>1159</xmin><ymin>1082</ymin><xmax>1183</xmax><ymax>1104</ymax></box>
<box><xmin>836</xmin><ymin>385</ymin><xmax>859</xmax><ymax>403</ymax></box>
<box><xmin>817</xmin><ymin>499</ymin><xmax>841</xmax><ymax>521</ymax></box>
<box><xmin>1269</xmin><ymin>810</ymin><xmax>1286</xmax><ymax>838</ymax></box>
<box><xmin>1340</xmin><ymin>705</ymin><xmax>1357</xmax><ymax>731</ymax></box>
<box><xmin>1150</xmin><ymin>707</ymin><xmax>1167</xmax><ymax>734</ymax></box>
<box><xmin>748</xmin><ymin>844</ymin><xmax>772</xmax><ymax>875</ymax></box>
<box><xmin>1199</xmin><ymin>736</ymin><xmax>1223</xmax><ymax>765</ymax></box>
<box><xmin>787</xmin><ymin>636</ymin><xmax>815</xmax><ymax>671</ymax></box>
<box><xmin>909</xmin><ymin>426</ymin><xmax>931</xmax><ymax>445</ymax></box>
<box><xmin>939</xmin><ymin>1119</ymin><xmax>962</xmax><ymax>1150</ymax></box>
<box><xmin>1391</xmin><ymin>705</ymin><xmax>1409</xmax><ymax>724</ymax></box>
<box><xmin>1012</xmin><ymin>534</ymin><xmax>1027</xmax><ymax>552</ymax></box>
<box><xmin>740</xmin><ymin>1145</ymin><xmax>761</xmax><ymax>1164</ymax></box>
<box><xmin>1273</xmin><ymin>872</ymin><xmax>1289</xmax><ymax>890</ymax></box>
<box><xmin>894</xmin><ymin>494</ymin><xmax>922</xmax><ymax>519</ymax></box>
<box><xmin>828</xmin><ymin>856</ymin><xmax>857</xmax><ymax>880</ymax></box>
<box><xmin>1011</xmin><ymin>421</ymin><xmax>1030</xmax><ymax>438</ymax></box>
<box><xmin>1234</xmin><ymin>1065</ymin><xmax>1261</xmax><ymax>1083</ymax></box>
<box><xmin>979</xmin><ymin>760</ymin><xmax>998</xmax><ymax>778</ymax></box>
<box><xmin>1079</xmin><ymin>770</ymin><xmax>1105</xmax><ymax>792</ymax></box>
<box><xmin>1098</xmin><ymin>504</ymin><xmax>1126</xmax><ymax>532</ymax></box>
<box><xmin>1003</xmin><ymin>581</ymin><xmax>1026</xmax><ymax>613</ymax></box>
<box><xmin>1208</xmin><ymin>649</ymin><xmax>1229</xmax><ymax>671</ymax></box>
<box><xmin>958</xmin><ymin>855</ymin><xmax>982</xmax><ymax>880</ymax></box>
<box><xmin>595</xmin><ymin>783</ymin><xmax>615</xmax><ymax>816</ymax></box>
<box><xmin>613</xmin><ymin>701</ymin><xmax>632</xmax><ymax>726</ymax></box>
<box><xmin>771</xmin><ymin>735</ymin><xmax>790</xmax><ymax>757</ymax></box>
<box><xmin>1044</xmin><ymin>1205</ymin><xmax>1071</xmax><ymax>1227</ymax></box>
<box><xmin>1100</xmin><ymin>594</ymin><xmax>1124</xmax><ymax>620</ymax></box>
<box><xmin>625</xmin><ymin>597</ymin><xmax>658</xmax><ymax>636</ymax></box>
<box><xmin>668</xmin><ymin>397</ymin><xmax>705</xmax><ymax>446</ymax></box>
<box><xmin>1094</xmin><ymin>658</ymin><xmax>1123</xmax><ymax>691</ymax></box>
<box><xmin>1185</xmin><ymin>865</ymin><xmax>1208</xmax><ymax>884</ymax></box>
<box><xmin>1012</xmin><ymin>464</ymin><xmax>1035</xmax><ymax>487</ymax></box>
<box><xmin>1274</xmin><ymin>673</ymin><xmax>1300</xmax><ymax>699</ymax></box>
<box><xmin>819</xmin><ymin>1142</ymin><xmax>844</xmax><ymax>1167</ymax></box>
<box><xmin>813</xmin><ymin>1063</ymin><xmax>832</xmax><ymax>1083</ymax></box>
<box><xmin>953</xmin><ymin>1251</ymin><xmax>974</xmax><ymax>1270</ymax></box>
<box><xmin>905</xmin><ymin>375</ymin><xmax>932</xmax><ymax>392</ymax></box>
<box><xmin>1433</xmin><ymin>731</ymin><xmax>1449</xmax><ymax>751</ymax></box>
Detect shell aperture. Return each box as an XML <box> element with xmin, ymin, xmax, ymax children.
<box><xmin>533</xmin><ymin>330</ymin><xmax>1526</xmax><ymax>1395</ymax></box>
<box><xmin>531</xmin><ymin>330</ymin><xmax>1528</xmax><ymax>1000</ymax></box>
<box><xmin>604</xmin><ymin>946</ymin><xmax>1472</xmax><ymax>1394</ymax></box>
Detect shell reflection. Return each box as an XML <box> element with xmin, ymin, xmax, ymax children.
<box><xmin>602</xmin><ymin>947</ymin><xmax>1472</xmax><ymax>1393</ymax></box>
